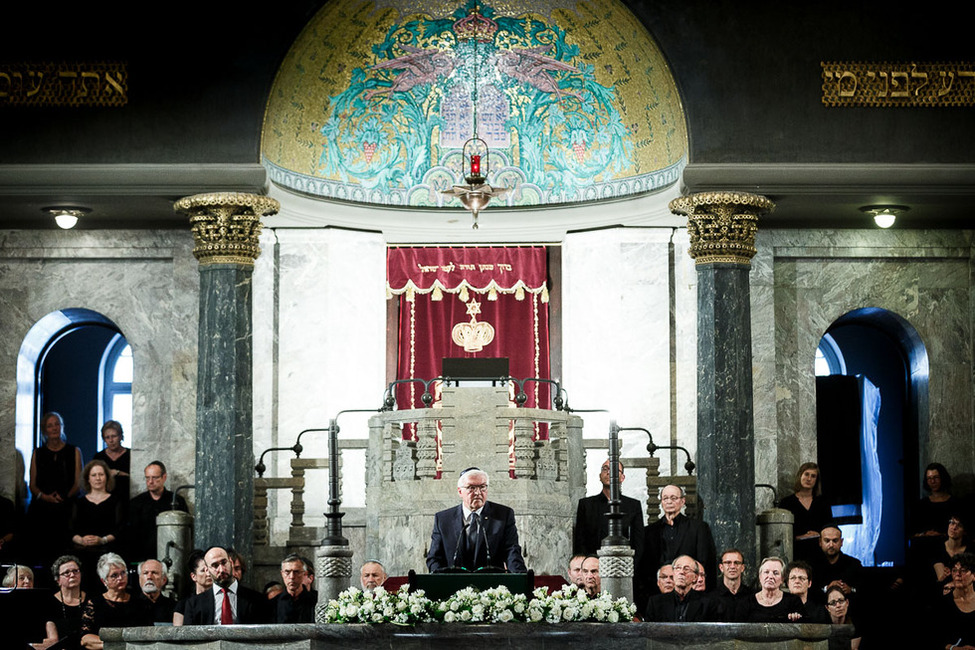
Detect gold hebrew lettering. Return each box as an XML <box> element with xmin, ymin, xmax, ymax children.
<box><xmin>104</xmin><ymin>72</ymin><xmax>124</xmax><ymax>95</ymax></box>
<box><xmin>890</xmin><ymin>71</ymin><xmax>909</xmax><ymax>97</ymax></box>
<box><xmin>910</xmin><ymin>65</ymin><xmax>929</xmax><ymax>96</ymax></box>
<box><xmin>938</xmin><ymin>71</ymin><xmax>955</xmax><ymax>96</ymax></box>
<box><xmin>80</xmin><ymin>71</ymin><xmax>100</xmax><ymax>98</ymax></box>
<box><xmin>0</xmin><ymin>72</ymin><xmax>10</xmax><ymax>98</ymax></box>
<box><xmin>26</xmin><ymin>70</ymin><xmax>44</xmax><ymax>97</ymax></box>
<box><xmin>838</xmin><ymin>71</ymin><xmax>857</xmax><ymax>97</ymax></box>
<box><xmin>877</xmin><ymin>71</ymin><xmax>889</xmax><ymax>97</ymax></box>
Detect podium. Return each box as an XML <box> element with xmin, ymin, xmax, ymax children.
<box><xmin>407</xmin><ymin>569</ymin><xmax>534</xmax><ymax>601</ymax></box>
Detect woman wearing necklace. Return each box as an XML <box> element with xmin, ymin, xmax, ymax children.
<box><xmin>39</xmin><ymin>555</ymin><xmax>90</xmax><ymax>650</ymax></box>
<box><xmin>92</xmin><ymin>421</ymin><xmax>130</xmax><ymax>502</ymax></box>
<box><xmin>738</xmin><ymin>557</ymin><xmax>804</xmax><ymax>622</ymax></box>
<box><xmin>80</xmin><ymin>553</ymin><xmax>151</xmax><ymax>650</ymax></box>
<box><xmin>779</xmin><ymin>462</ymin><xmax>832</xmax><ymax>563</ymax></box>
<box><xmin>28</xmin><ymin>412</ymin><xmax>83</xmax><ymax>566</ymax></box>
<box><xmin>69</xmin><ymin>461</ymin><xmax>125</xmax><ymax>593</ymax></box>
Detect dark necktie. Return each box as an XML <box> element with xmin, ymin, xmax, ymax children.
<box><xmin>220</xmin><ymin>588</ymin><xmax>233</xmax><ymax>624</ymax></box>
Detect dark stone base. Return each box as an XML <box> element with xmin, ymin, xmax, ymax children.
<box><xmin>104</xmin><ymin>622</ymin><xmax>850</xmax><ymax>650</ymax></box>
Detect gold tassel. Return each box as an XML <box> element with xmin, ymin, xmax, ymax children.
<box><xmin>541</xmin><ymin>285</ymin><xmax>549</xmax><ymax>303</ymax></box>
<box><xmin>515</xmin><ymin>286</ymin><xmax>525</xmax><ymax>301</ymax></box>
<box><xmin>406</xmin><ymin>285</ymin><xmax>415</xmax><ymax>302</ymax></box>
<box><xmin>488</xmin><ymin>286</ymin><xmax>498</xmax><ymax>301</ymax></box>
<box><xmin>460</xmin><ymin>285</ymin><xmax>469</xmax><ymax>302</ymax></box>
<box><xmin>386</xmin><ymin>285</ymin><xmax>393</xmax><ymax>300</ymax></box>
<box><xmin>431</xmin><ymin>285</ymin><xmax>443</xmax><ymax>301</ymax></box>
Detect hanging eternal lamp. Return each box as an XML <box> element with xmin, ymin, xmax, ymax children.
<box><xmin>440</xmin><ymin>4</ymin><xmax>508</xmax><ymax>229</ymax></box>
<box><xmin>442</xmin><ymin>136</ymin><xmax>508</xmax><ymax>229</ymax></box>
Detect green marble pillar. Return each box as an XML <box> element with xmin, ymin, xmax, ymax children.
<box><xmin>175</xmin><ymin>192</ymin><xmax>279</xmax><ymax>557</ymax></box>
<box><xmin>670</xmin><ymin>191</ymin><xmax>773</xmax><ymax>568</ymax></box>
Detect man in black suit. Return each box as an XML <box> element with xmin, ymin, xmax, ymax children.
<box><xmin>644</xmin><ymin>484</ymin><xmax>716</xmax><ymax>591</ymax></box>
<box><xmin>644</xmin><ymin>555</ymin><xmax>720</xmax><ymax>622</ymax></box>
<box><xmin>126</xmin><ymin>461</ymin><xmax>188</xmax><ymax>563</ymax></box>
<box><xmin>574</xmin><ymin>459</ymin><xmax>645</xmax><ymax>561</ymax></box>
<box><xmin>182</xmin><ymin>546</ymin><xmax>270</xmax><ymax>625</ymax></box>
<box><xmin>426</xmin><ymin>467</ymin><xmax>527</xmax><ymax>573</ymax></box>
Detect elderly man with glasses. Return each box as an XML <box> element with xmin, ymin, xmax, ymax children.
<box><xmin>426</xmin><ymin>467</ymin><xmax>526</xmax><ymax>573</ymax></box>
<box><xmin>644</xmin><ymin>555</ymin><xmax>719</xmax><ymax>622</ymax></box>
<box><xmin>644</xmin><ymin>484</ymin><xmax>717</xmax><ymax>592</ymax></box>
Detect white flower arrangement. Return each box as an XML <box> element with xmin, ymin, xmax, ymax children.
<box><xmin>324</xmin><ymin>582</ymin><xmax>636</xmax><ymax>625</ymax></box>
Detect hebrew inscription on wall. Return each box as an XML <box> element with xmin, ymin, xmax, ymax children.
<box><xmin>822</xmin><ymin>61</ymin><xmax>974</xmax><ymax>107</ymax></box>
<box><xmin>0</xmin><ymin>62</ymin><xmax>127</xmax><ymax>107</ymax></box>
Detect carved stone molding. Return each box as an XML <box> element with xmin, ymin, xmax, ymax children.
<box><xmin>174</xmin><ymin>192</ymin><xmax>280</xmax><ymax>266</ymax></box>
<box><xmin>669</xmin><ymin>191</ymin><xmax>774</xmax><ymax>265</ymax></box>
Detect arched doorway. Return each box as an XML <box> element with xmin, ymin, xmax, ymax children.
<box><xmin>16</xmin><ymin>308</ymin><xmax>132</xmax><ymax>493</ymax></box>
<box><xmin>815</xmin><ymin>307</ymin><xmax>928</xmax><ymax>566</ymax></box>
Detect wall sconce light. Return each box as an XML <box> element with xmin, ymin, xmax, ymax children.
<box><xmin>860</xmin><ymin>205</ymin><xmax>907</xmax><ymax>229</ymax></box>
<box><xmin>44</xmin><ymin>207</ymin><xmax>90</xmax><ymax>229</ymax></box>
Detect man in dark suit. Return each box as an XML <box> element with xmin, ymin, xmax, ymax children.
<box><xmin>182</xmin><ymin>546</ymin><xmax>270</xmax><ymax>625</ymax></box>
<box><xmin>574</xmin><ymin>459</ymin><xmax>645</xmax><ymax>561</ymax></box>
<box><xmin>126</xmin><ymin>461</ymin><xmax>188</xmax><ymax>563</ymax></box>
<box><xmin>426</xmin><ymin>467</ymin><xmax>527</xmax><ymax>573</ymax></box>
<box><xmin>644</xmin><ymin>484</ymin><xmax>716</xmax><ymax>591</ymax></box>
<box><xmin>644</xmin><ymin>555</ymin><xmax>720</xmax><ymax>622</ymax></box>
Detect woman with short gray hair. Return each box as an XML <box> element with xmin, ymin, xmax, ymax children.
<box><xmin>80</xmin><ymin>553</ymin><xmax>151</xmax><ymax>649</ymax></box>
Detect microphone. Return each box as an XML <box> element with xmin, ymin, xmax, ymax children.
<box><xmin>451</xmin><ymin>519</ymin><xmax>465</xmax><ymax>569</ymax></box>
<box><xmin>478</xmin><ymin>513</ymin><xmax>505</xmax><ymax>572</ymax></box>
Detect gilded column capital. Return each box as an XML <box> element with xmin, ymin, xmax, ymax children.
<box><xmin>669</xmin><ymin>191</ymin><xmax>774</xmax><ymax>265</ymax></box>
<box><xmin>174</xmin><ymin>192</ymin><xmax>280</xmax><ymax>266</ymax></box>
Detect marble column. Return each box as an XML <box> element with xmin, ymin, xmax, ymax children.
<box><xmin>669</xmin><ymin>191</ymin><xmax>774</xmax><ymax>568</ymax></box>
<box><xmin>174</xmin><ymin>192</ymin><xmax>280</xmax><ymax>558</ymax></box>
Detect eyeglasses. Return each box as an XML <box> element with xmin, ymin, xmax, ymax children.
<box><xmin>145</xmin><ymin>474</ymin><xmax>164</xmax><ymax>481</ymax></box>
<box><xmin>106</xmin><ymin>571</ymin><xmax>127</xmax><ymax>581</ymax></box>
<box><xmin>951</xmin><ymin>567</ymin><xmax>972</xmax><ymax>575</ymax></box>
<box><xmin>721</xmin><ymin>560</ymin><xmax>744</xmax><ymax>566</ymax></box>
<box><xmin>59</xmin><ymin>568</ymin><xmax>81</xmax><ymax>577</ymax></box>
<box><xmin>789</xmin><ymin>575</ymin><xmax>810</xmax><ymax>582</ymax></box>
<box><xmin>674</xmin><ymin>565</ymin><xmax>698</xmax><ymax>574</ymax></box>
<box><xmin>463</xmin><ymin>484</ymin><xmax>488</xmax><ymax>493</ymax></box>
<box><xmin>827</xmin><ymin>599</ymin><xmax>847</xmax><ymax>606</ymax></box>
<box><xmin>660</xmin><ymin>495</ymin><xmax>683</xmax><ymax>502</ymax></box>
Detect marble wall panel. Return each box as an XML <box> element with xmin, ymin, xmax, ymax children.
<box><xmin>252</xmin><ymin>228</ymin><xmax>386</xmax><ymax>543</ymax></box>
<box><xmin>0</xmin><ymin>230</ymin><xmax>199</xmax><ymax>502</ymax></box>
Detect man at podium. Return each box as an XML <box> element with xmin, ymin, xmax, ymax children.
<box><xmin>426</xmin><ymin>467</ymin><xmax>527</xmax><ymax>573</ymax></box>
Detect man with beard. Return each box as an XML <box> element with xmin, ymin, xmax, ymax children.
<box><xmin>137</xmin><ymin>559</ymin><xmax>176</xmax><ymax>623</ymax></box>
<box><xmin>182</xmin><ymin>546</ymin><xmax>269</xmax><ymax>625</ymax></box>
<box><xmin>360</xmin><ymin>560</ymin><xmax>387</xmax><ymax>592</ymax></box>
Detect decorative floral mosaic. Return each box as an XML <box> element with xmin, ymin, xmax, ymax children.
<box><xmin>262</xmin><ymin>0</ymin><xmax>687</xmax><ymax>207</ymax></box>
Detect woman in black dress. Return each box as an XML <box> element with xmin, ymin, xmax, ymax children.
<box><xmin>738</xmin><ymin>556</ymin><xmax>804</xmax><ymax>622</ymax></box>
<box><xmin>92</xmin><ymin>421</ymin><xmax>130</xmax><ymax>502</ymax></box>
<box><xmin>80</xmin><ymin>552</ymin><xmax>151</xmax><ymax>650</ymax></box>
<box><xmin>41</xmin><ymin>555</ymin><xmax>90</xmax><ymax>650</ymax></box>
<box><xmin>69</xmin><ymin>460</ymin><xmax>124</xmax><ymax>593</ymax></box>
<box><xmin>934</xmin><ymin>553</ymin><xmax>975</xmax><ymax>650</ymax></box>
<box><xmin>780</xmin><ymin>462</ymin><xmax>832</xmax><ymax>563</ymax></box>
<box><xmin>824</xmin><ymin>584</ymin><xmax>860</xmax><ymax>650</ymax></box>
<box><xmin>28</xmin><ymin>412</ymin><xmax>83</xmax><ymax>565</ymax></box>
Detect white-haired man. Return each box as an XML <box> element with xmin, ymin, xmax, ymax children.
<box><xmin>426</xmin><ymin>467</ymin><xmax>527</xmax><ymax>573</ymax></box>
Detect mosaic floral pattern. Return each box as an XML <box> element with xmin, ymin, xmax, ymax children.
<box><xmin>262</xmin><ymin>0</ymin><xmax>687</xmax><ymax>207</ymax></box>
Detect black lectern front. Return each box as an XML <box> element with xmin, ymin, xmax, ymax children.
<box><xmin>408</xmin><ymin>569</ymin><xmax>534</xmax><ymax>601</ymax></box>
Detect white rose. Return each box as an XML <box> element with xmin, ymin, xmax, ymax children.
<box><xmin>608</xmin><ymin>610</ymin><xmax>619</xmax><ymax>623</ymax></box>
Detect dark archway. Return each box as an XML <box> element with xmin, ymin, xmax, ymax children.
<box><xmin>820</xmin><ymin>307</ymin><xmax>928</xmax><ymax>566</ymax></box>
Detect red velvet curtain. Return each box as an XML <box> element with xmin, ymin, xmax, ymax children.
<box><xmin>388</xmin><ymin>246</ymin><xmax>552</xmax><ymax>427</ymax></box>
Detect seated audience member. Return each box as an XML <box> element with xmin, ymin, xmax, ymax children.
<box><xmin>933</xmin><ymin>514</ymin><xmax>969</xmax><ymax>592</ymax></box>
<box><xmin>911</xmin><ymin>462</ymin><xmax>955</xmax><ymax>540</ymax></box>
<box><xmin>69</xmin><ymin>460</ymin><xmax>124</xmax><ymax>592</ymax></box>
<box><xmin>644</xmin><ymin>555</ymin><xmax>719</xmax><ymax>622</ymax></box>
<box><xmin>567</xmin><ymin>553</ymin><xmax>587</xmax><ymax>587</ymax></box>
<box><xmin>92</xmin><ymin>421</ymin><xmax>130</xmax><ymax>503</ymax></box>
<box><xmin>713</xmin><ymin>549</ymin><xmax>755</xmax><ymax>621</ymax></box>
<box><xmin>41</xmin><ymin>555</ymin><xmax>90</xmax><ymax>650</ymax></box>
<box><xmin>693</xmin><ymin>560</ymin><xmax>707</xmax><ymax>592</ymax></box>
<box><xmin>126</xmin><ymin>461</ymin><xmax>188</xmax><ymax>564</ymax></box>
<box><xmin>80</xmin><ymin>552</ymin><xmax>152</xmax><ymax>649</ymax></box>
<box><xmin>181</xmin><ymin>546</ymin><xmax>269</xmax><ymax>625</ymax></box>
<box><xmin>137</xmin><ymin>559</ymin><xmax>175</xmax><ymax>624</ymax></box>
<box><xmin>264</xmin><ymin>581</ymin><xmax>285</xmax><ymax>600</ymax></box>
<box><xmin>933</xmin><ymin>552</ymin><xmax>975</xmax><ymax>650</ymax></box>
<box><xmin>173</xmin><ymin>550</ymin><xmax>211</xmax><ymax>626</ymax></box>
<box><xmin>812</xmin><ymin>525</ymin><xmax>863</xmax><ymax>597</ymax></box>
<box><xmin>229</xmin><ymin>547</ymin><xmax>247</xmax><ymax>583</ymax></box>
<box><xmin>271</xmin><ymin>553</ymin><xmax>316</xmax><ymax>623</ymax></box>
<box><xmin>581</xmin><ymin>556</ymin><xmax>601</xmax><ymax>597</ymax></box>
<box><xmin>786</xmin><ymin>560</ymin><xmax>828</xmax><ymax>623</ymax></box>
<box><xmin>779</xmin><ymin>462</ymin><xmax>831</xmax><ymax>563</ymax></box>
<box><xmin>300</xmin><ymin>555</ymin><xmax>316</xmax><ymax>592</ymax></box>
<box><xmin>656</xmin><ymin>564</ymin><xmax>675</xmax><ymax>594</ymax></box>
<box><xmin>360</xmin><ymin>560</ymin><xmax>387</xmax><ymax>592</ymax></box>
<box><xmin>0</xmin><ymin>493</ymin><xmax>19</xmax><ymax>561</ymax></box>
<box><xmin>737</xmin><ymin>557</ymin><xmax>803</xmax><ymax>623</ymax></box>
<box><xmin>2</xmin><ymin>564</ymin><xmax>33</xmax><ymax>588</ymax></box>
<box><xmin>645</xmin><ymin>485</ymin><xmax>717</xmax><ymax>592</ymax></box>
<box><xmin>824</xmin><ymin>584</ymin><xmax>861</xmax><ymax>650</ymax></box>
